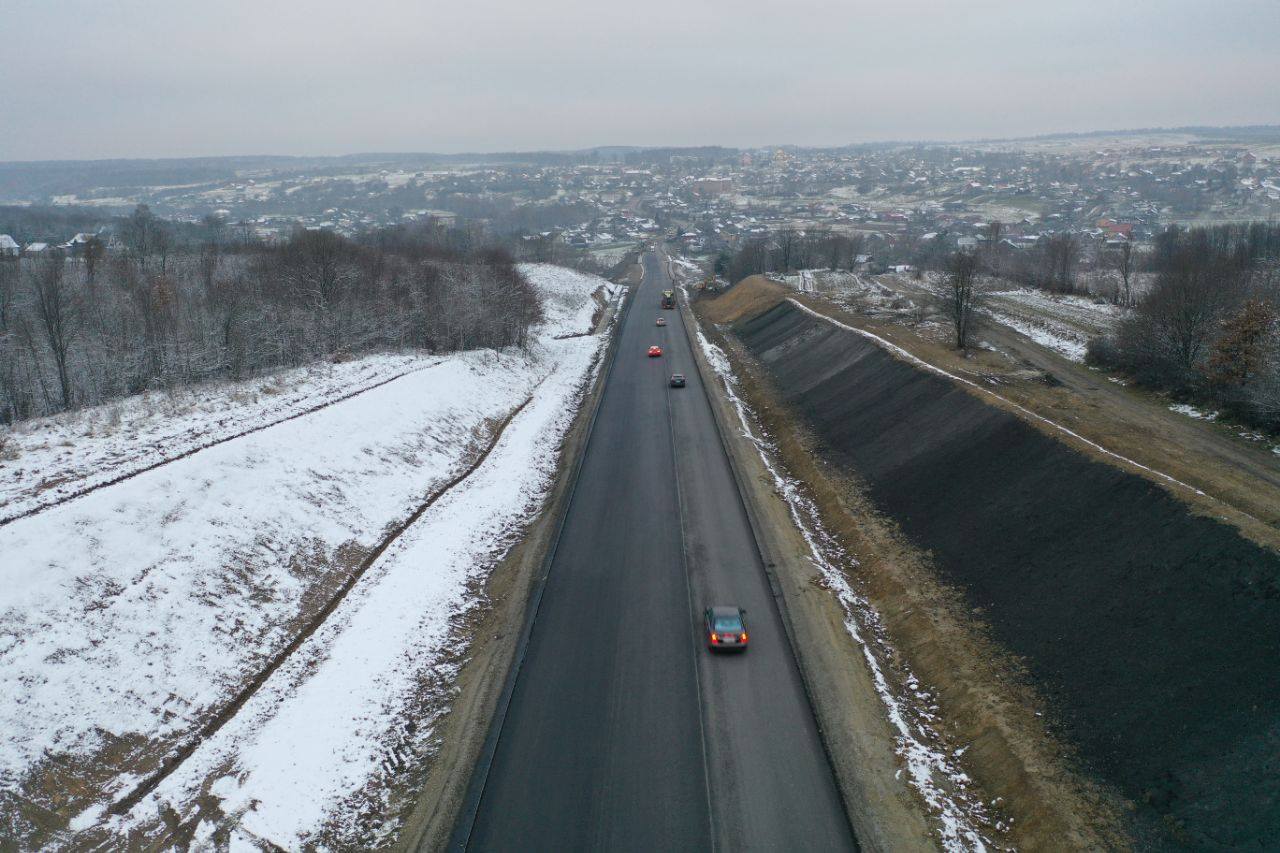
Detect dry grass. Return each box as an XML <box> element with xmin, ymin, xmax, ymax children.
<box><xmin>698</xmin><ymin>275</ymin><xmax>788</xmax><ymax>325</ymax></box>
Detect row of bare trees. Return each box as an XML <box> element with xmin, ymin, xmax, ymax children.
<box><xmin>1088</xmin><ymin>222</ymin><xmax>1280</xmax><ymax>428</ymax></box>
<box><xmin>0</xmin><ymin>225</ymin><xmax>541</xmax><ymax>424</ymax></box>
<box><xmin>720</xmin><ymin>229</ymin><xmax>867</xmax><ymax>283</ymax></box>
<box><xmin>912</xmin><ymin>222</ymin><xmax>1138</xmax><ymax>304</ymax></box>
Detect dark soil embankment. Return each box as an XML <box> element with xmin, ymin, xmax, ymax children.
<box><xmin>734</xmin><ymin>300</ymin><xmax>1280</xmax><ymax>850</ymax></box>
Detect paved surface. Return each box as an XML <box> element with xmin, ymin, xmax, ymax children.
<box><xmin>466</xmin><ymin>253</ymin><xmax>857</xmax><ymax>851</ymax></box>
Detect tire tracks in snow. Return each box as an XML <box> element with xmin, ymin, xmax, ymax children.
<box><xmin>108</xmin><ymin>391</ymin><xmax>535</xmax><ymax>818</ymax></box>
<box><xmin>0</xmin><ymin>363</ymin><xmax>439</xmax><ymax>529</ymax></box>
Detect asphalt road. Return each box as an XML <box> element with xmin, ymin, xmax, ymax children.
<box><xmin>465</xmin><ymin>253</ymin><xmax>857</xmax><ymax>851</ymax></box>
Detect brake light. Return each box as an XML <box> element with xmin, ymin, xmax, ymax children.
<box><xmin>740</xmin><ymin>632</ymin><xmax>748</xmax><ymax>642</ymax></box>
<box><xmin>710</xmin><ymin>633</ymin><xmax>720</xmax><ymax>644</ymax></box>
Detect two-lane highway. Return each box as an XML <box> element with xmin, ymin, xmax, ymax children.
<box><xmin>463</xmin><ymin>253</ymin><xmax>857</xmax><ymax>851</ymax></box>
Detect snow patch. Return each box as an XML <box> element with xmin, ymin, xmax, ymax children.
<box><xmin>1169</xmin><ymin>403</ymin><xmax>1219</xmax><ymax>422</ymax></box>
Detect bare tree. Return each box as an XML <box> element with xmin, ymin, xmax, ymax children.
<box><xmin>0</xmin><ymin>261</ymin><xmax>16</xmax><ymax>331</ymax></box>
<box><xmin>774</xmin><ymin>228</ymin><xmax>798</xmax><ymax>273</ymax></box>
<box><xmin>1114</xmin><ymin>248</ymin><xmax>1243</xmax><ymax>389</ymax></box>
<box><xmin>1112</xmin><ymin>240</ymin><xmax>1135</xmax><ymax>305</ymax></box>
<box><xmin>29</xmin><ymin>257</ymin><xmax>79</xmax><ymax>409</ymax></box>
<box><xmin>122</xmin><ymin>204</ymin><xmax>163</xmax><ymax>269</ymax></box>
<box><xmin>844</xmin><ymin>233</ymin><xmax>866</xmax><ymax>271</ymax></box>
<box><xmin>729</xmin><ymin>237</ymin><xmax>769</xmax><ymax>283</ymax></box>
<box><xmin>0</xmin><ymin>222</ymin><xmax>543</xmax><ymax>425</ymax></box>
<box><xmin>1040</xmin><ymin>233</ymin><xmax>1080</xmax><ymax>293</ymax></box>
<box><xmin>946</xmin><ymin>250</ymin><xmax>981</xmax><ymax>350</ymax></box>
<box><xmin>985</xmin><ymin>221</ymin><xmax>1003</xmax><ymax>278</ymax></box>
<box><xmin>82</xmin><ymin>236</ymin><xmax>105</xmax><ymax>284</ymax></box>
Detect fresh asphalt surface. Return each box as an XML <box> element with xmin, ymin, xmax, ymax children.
<box><xmin>465</xmin><ymin>253</ymin><xmax>857</xmax><ymax>851</ymax></box>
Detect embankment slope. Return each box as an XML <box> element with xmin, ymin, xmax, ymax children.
<box><xmin>731</xmin><ymin>297</ymin><xmax>1280</xmax><ymax>849</ymax></box>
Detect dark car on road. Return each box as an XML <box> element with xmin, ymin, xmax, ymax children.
<box><xmin>705</xmin><ymin>606</ymin><xmax>748</xmax><ymax>651</ymax></box>
<box><xmin>669</xmin><ymin>373</ymin><xmax>686</xmax><ymax>388</ymax></box>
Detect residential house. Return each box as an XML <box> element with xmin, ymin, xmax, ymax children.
<box><xmin>61</xmin><ymin>233</ymin><xmax>99</xmax><ymax>256</ymax></box>
<box><xmin>0</xmin><ymin>235</ymin><xmax>18</xmax><ymax>259</ymax></box>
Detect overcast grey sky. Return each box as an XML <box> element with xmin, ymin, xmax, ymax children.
<box><xmin>1</xmin><ymin>0</ymin><xmax>1277</xmax><ymax>161</ymax></box>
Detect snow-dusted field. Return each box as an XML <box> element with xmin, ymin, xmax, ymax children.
<box><xmin>0</xmin><ymin>354</ymin><xmax>436</xmax><ymax>523</ymax></box>
<box><xmin>767</xmin><ymin>267</ymin><xmax>1130</xmax><ymax>364</ymax></box>
<box><xmin>985</xmin><ymin>286</ymin><xmax>1126</xmax><ymax>362</ymax></box>
<box><xmin>0</xmin><ymin>264</ymin><xmax>621</xmax><ymax>849</ymax></box>
<box><xmin>854</xmin><ymin>271</ymin><xmax>1125</xmax><ymax>364</ymax></box>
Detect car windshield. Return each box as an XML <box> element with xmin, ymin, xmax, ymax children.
<box><xmin>713</xmin><ymin>615</ymin><xmax>743</xmax><ymax>632</ymax></box>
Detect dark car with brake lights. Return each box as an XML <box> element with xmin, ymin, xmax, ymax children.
<box><xmin>704</xmin><ymin>606</ymin><xmax>748</xmax><ymax>651</ymax></box>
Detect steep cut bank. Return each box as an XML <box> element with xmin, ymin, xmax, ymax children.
<box><xmin>732</xmin><ymin>299</ymin><xmax>1280</xmax><ymax>849</ymax></box>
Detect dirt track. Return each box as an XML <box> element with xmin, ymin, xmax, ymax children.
<box><xmin>727</xmin><ymin>297</ymin><xmax>1280</xmax><ymax>849</ymax></box>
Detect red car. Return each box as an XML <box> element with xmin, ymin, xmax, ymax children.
<box><xmin>648</xmin><ymin>345</ymin><xmax>663</xmax><ymax>357</ymax></box>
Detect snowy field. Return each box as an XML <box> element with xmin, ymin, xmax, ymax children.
<box><xmin>775</xmin><ymin>267</ymin><xmax>1126</xmax><ymax>363</ymax></box>
<box><xmin>984</xmin><ymin>286</ymin><xmax>1126</xmax><ymax>362</ymax></box>
<box><xmin>778</xmin><ymin>269</ymin><xmax>919</xmax><ymax>317</ymax></box>
<box><xmin>0</xmin><ymin>354</ymin><xmax>436</xmax><ymax>523</ymax></box>
<box><xmin>845</xmin><ymin>271</ymin><xmax>1125</xmax><ymax>364</ymax></box>
<box><xmin>0</xmin><ymin>264</ymin><xmax>621</xmax><ymax>849</ymax></box>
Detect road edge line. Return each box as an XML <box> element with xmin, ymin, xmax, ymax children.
<box><xmin>668</xmin><ymin>254</ymin><xmax>862</xmax><ymax>849</ymax></box>
<box><xmin>443</xmin><ymin>273</ymin><xmax>636</xmax><ymax>852</ymax></box>
<box><xmin>662</xmin><ymin>309</ymin><xmax>719</xmax><ymax>850</ymax></box>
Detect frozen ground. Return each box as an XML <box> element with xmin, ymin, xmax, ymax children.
<box><xmin>984</xmin><ymin>286</ymin><xmax>1126</xmax><ymax>362</ymax></box>
<box><xmin>0</xmin><ymin>264</ymin><xmax>620</xmax><ymax>849</ymax></box>
<box><xmin>801</xmin><ymin>269</ymin><xmax>1126</xmax><ymax>364</ymax></box>
<box><xmin>0</xmin><ymin>354</ymin><xmax>436</xmax><ymax>524</ymax></box>
<box><xmin>886</xmin><ymin>272</ymin><xmax>1126</xmax><ymax>363</ymax></box>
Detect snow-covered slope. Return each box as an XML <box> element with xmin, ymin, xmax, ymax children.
<box><xmin>0</xmin><ymin>264</ymin><xmax>622</xmax><ymax>849</ymax></box>
<box><xmin>0</xmin><ymin>354</ymin><xmax>436</xmax><ymax>523</ymax></box>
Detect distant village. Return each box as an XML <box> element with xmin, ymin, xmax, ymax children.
<box><xmin>3</xmin><ymin>133</ymin><xmax>1279</xmax><ymax>272</ymax></box>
